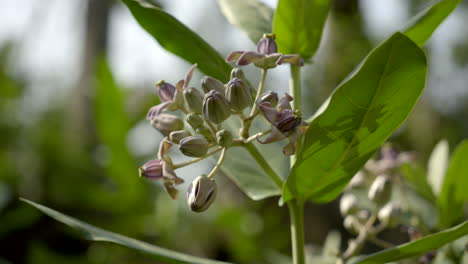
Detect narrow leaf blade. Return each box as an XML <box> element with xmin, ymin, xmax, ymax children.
<box><xmin>122</xmin><ymin>0</ymin><xmax>231</xmax><ymax>82</ymax></box>
<box><xmin>403</xmin><ymin>0</ymin><xmax>462</xmax><ymax>46</ymax></box>
<box><xmin>218</xmin><ymin>0</ymin><xmax>273</xmax><ymax>44</ymax></box>
<box><xmin>354</xmin><ymin>220</ymin><xmax>468</xmax><ymax>264</ymax></box>
<box><xmin>273</xmin><ymin>0</ymin><xmax>330</xmax><ymax>60</ymax></box>
<box><xmin>427</xmin><ymin>139</ymin><xmax>449</xmax><ymax>196</ymax></box>
<box><xmin>21</xmin><ymin>199</ymin><xmax>231</xmax><ymax>264</ymax></box>
<box><xmin>438</xmin><ymin>140</ymin><xmax>468</xmax><ymax>227</ymax></box>
<box><xmin>285</xmin><ymin>33</ymin><xmax>427</xmax><ymax>203</ymax></box>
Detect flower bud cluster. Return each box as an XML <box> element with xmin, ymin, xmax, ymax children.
<box><xmin>139</xmin><ymin>33</ymin><xmax>305</xmax><ymax>213</ymax></box>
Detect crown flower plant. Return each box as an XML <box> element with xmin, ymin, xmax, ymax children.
<box><xmin>21</xmin><ymin>1</ymin><xmax>468</xmax><ymax>264</ymax></box>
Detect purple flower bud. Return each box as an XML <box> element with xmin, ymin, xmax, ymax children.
<box><xmin>202</xmin><ymin>90</ymin><xmax>231</xmax><ymax>124</ymax></box>
<box><xmin>201</xmin><ymin>76</ymin><xmax>225</xmax><ymax>94</ymax></box>
<box><xmin>225</xmin><ymin>78</ymin><xmax>252</xmax><ymax>111</ymax></box>
<box><xmin>256</xmin><ymin>34</ymin><xmax>278</xmax><ymax>55</ymax></box>
<box><xmin>258</xmin><ymin>91</ymin><xmax>279</xmax><ymax>107</ymax></box>
<box><xmin>151</xmin><ymin>113</ymin><xmax>184</xmax><ymax>136</ymax></box>
<box><xmin>156</xmin><ymin>80</ymin><xmax>176</xmax><ymax>102</ymax></box>
<box><xmin>139</xmin><ymin>160</ymin><xmax>163</xmax><ymax>179</ymax></box>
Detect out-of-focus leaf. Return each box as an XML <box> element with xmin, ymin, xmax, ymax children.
<box><xmin>284</xmin><ymin>33</ymin><xmax>427</xmax><ymax>203</ymax></box>
<box><xmin>438</xmin><ymin>140</ymin><xmax>468</xmax><ymax>228</ymax></box>
<box><xmin>122</xmin><ymin>0</ymin><xmax>231</xmax><ymax>82</ymax></box>
<box><xmin>400</xmin><ymin>163</ymin><xmax>435</xmax><ymax>202</ymax></box>
<box><xmin>403</xmin><ymin>0</ymin><xmax>462</xmax><ymax>46</ymax></box>
<box><xmin>218</xmin><ymin>0</ymin><xmax>273</xmax><ymax>44</ymax></box>
<box><xmin>95</xmin><ymin>58</ymin><xmax>144</xmax><ymax>210</ymax></box>
<box><xmin>21</xmin><ymin>199</ymin><xmax>232</xmax><ymax>264</ymax></box>
<box><xmin>273</xmin><ymin>0</ymin><xmax>330</xmax><ymax>60</ymax></box>
<box><xmin>354</xmin><ymin>220</ymin><xmax>468</xmax><ymax>264</ymax></box>
<box><xmin>427</xmin><ymin>139</ymin><xmax>449</xmax><ymax>196</ymax></box>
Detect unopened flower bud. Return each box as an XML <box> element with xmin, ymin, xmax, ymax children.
<box><xmin>368</xmin><ymin>175</ymin><xmax>393</xmax><ymax>205</ymax></box>
<box><xmin>230</xmin><ymin>68</ymin><xmax>246</xmax><ymax>81</ymax></box>
<box><xmin>201</xmin><ymin>76</ymin><xmax>225</xmax><ymax>94</ymax></box>
<box><xmin>378</xmin><ymin>203</ymin><xmax>401</xmax><ymax>228</ymax></box>
<box><xmin>157</xmin><ymin>80</ymin><xmax>176</xmax><ymax>102</ymax></box>
<box><xmin>216</xmin><ymin>129</ymin><xmax>233</xmax><ymax>148</ymax></box>
<box><xmin>169</xmin><ymin>130</ymin><xmax>191</xmax><ymax>144</ymax></box>
<box><xmin>258</xmin><ymin>91</ymin><xmax>279</xmax><ymax>107</ymax></box>
<box><xmin>187</xmin><ymin>175</ymin><xmax>217</xmax><ymax>213</ymax></box>
<box><xmin>186</xmin><ymin>113</ymin><xmax>204</xmax><ymax>130</ymax></box>
<box><xmin>196</xmin><ymin>126</ymin><xmax>214</xmax><ymax>143</ymax></box>
<box><xmin>257</xmin><ymin>33</ymin><xmax>278</xmax><ymax>55</ymax></box>
<box><xmin>151</xmin><ymin>113</ymin><xmax>184</xmax><ymax>136</ymax></box>
<box><xmin>202</xmin><ymin>90</ymin><xmax>231</xmax><ymax>124</ymax></box>
<box><xmin>179</xmin><ymin>135</ymin><xmax>209</xmax><ymax>157</ymax></box>
<box><xmin>343</xmin><ymin>215</ymin><xmax>360</xmax><ymax>234</ymax></box>
<box><xmin>340</xmin><ymin>194</ymin><xmax>358</xmax><ymax>216</ymax></box>
<box><xmin>184</xmin><ymin>87</ymin><xmax>204</xmax><ymax>114</ymax></box>
<box><xmin>138</xmin><ymin>160</ymin><xmax>163</xmax><ymax>179</ymax></box>
<box><xmin>225</xmin><ymin>78</ymin><xmax>252</xmax><ymax>111</ymax></box>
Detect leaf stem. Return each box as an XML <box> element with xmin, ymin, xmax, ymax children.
<box><xmin>249</xmin><ymin>68</ymin><xmax>268</xmax><ymax>117</ymax></box>
<box><xmin>207</xmin><ymin>148</ymin><xmax>227</xmax><ymax>179</ymax></box>
<box><xmin>288</xmin><ymin>200</ymin><xmax>306</xmax><ymax>264</ymax></box>
<box><xmin>173</xmin><ymin>147</ymin><xmax>223</xmax><ymax>169</ymax></box>
<box><xmin>243</xmin><ymin>142</ymin><xmax>283</xmax><ymax>189</ymax></box>
<box><xmin>289</xmin><ymin>65</ymin><xmax>302</xmax><ymax>166</ymax></box>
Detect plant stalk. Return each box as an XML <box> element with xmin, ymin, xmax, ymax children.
<box><xmin>289</xmin><ymin>65</ymin><xmax>302</xmax><ymax>165</ymax></box>
<box><xmin>288</xmin><ymin>199</ymin><xmax>306</xmax><ymax>264</ymax></box>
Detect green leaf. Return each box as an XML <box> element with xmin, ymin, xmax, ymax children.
<box><xmin>273</xmin><ymin>0</ymin><xmax>330</xmax><ymax>60</ymax></box>
<box><xmin>284</xmin><ymin>33</ymin><xmax>427</xmax><ymax>203</ymax></box>
<box><xmin>354</xmin><ymin>220</ymin><xmax>468</xmax><ymax>264</ymax></box>
<box><xmin>21</xmin><ymin>199</ymin><xmax>231</xmax><ymax>264</ymax></box>
<box><xmin>438</xmin><ymin>140</ymin><xmax>468</xmax><ymax>228</ymax></box>
<box><xmin>122</xmin><ymin>0</ymin><xmax>231</xmax><ymax>82</ymax></box>
<box><xmin>427</xmin><ymin>139</ymin><xmax>450</xmax><ymax>196</ymax></box>
<box><xmin>218</xmin><ymin>0</ymin><xmax>274</xmax><ymax>44</ymax></box>
<box><xmin>403</xmin><ymin>0</ymin><xmax>462</xmax><ymax>46</ymax></box>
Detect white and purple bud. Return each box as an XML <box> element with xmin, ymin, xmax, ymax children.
<box><xmin>151</xmin><ymin>113</ymin><xmax>184</xmax><ymax>136</ymax></box>
<box><xmin>368</xmin><ymin>175</ymin><xmax>393</xmax><ymax>205</ymax></box>
<box><xmin>179</xmin><ymin>135</ymin><xmax>209</xmax><ymax>157</ymax></box>
<box><xmin>340</xmin><ymin>194</ymin><xmax>359</xmax><ymax>216</ymax></box>
<box><xmin>139</xmin><ymin>160</ymin><xmax>163</xmax><ymax>179</ymax></box>
<box><xmin>258</xmin><ymin>91</ymin><xmax>279</xmax><ymax>107</ymax></box>
<box><xmin>157</xmin><ymin>80</ymin><xmax>176</xmax><ymax>102</ymax></box>
<box><xmin>187</xmin><ymin>175</ymin><xmax>217</xmax><ymax>212</ymax></box>
<box><xmin>184</xmin><ymin>87</ymin><xmax>204</xmax><ymax>114</ymax></box>
<box><xmin>202</xmin><ymin>90</ymin><xmax>231</xmax><ymax>124</ymax></box>
<box><xmin>225</xmin><ymin>78</ymin><xmax>252</xmax><ymax>112</ymax></box>
<box><xmin>257</xmin><ymin>33</ymin><xmax>278</xmax><ymax>55</ymax></box>
<box><xmin>169</xmin><ymin>130</ymin><xmax>191</xmax><ymax>144</ymax></box>
<box><xmin>378</xmin><ymin>202</ymin><xmax>401</xmax><ymax>228</ymax></box>
<box><xmin>201</xmin><ymin>76</ymin><xmax>225</xmax><ymax>94</ymax></box>
<box><xmin>276</xmin><ymin>109</ymin><xmax>303</xmax><ymax>135</ymax></box>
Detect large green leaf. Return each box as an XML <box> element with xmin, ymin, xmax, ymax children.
<box><xmin>438</xmin><ymin>140</ymin><xmax>468</xmax><ymax>228</ymax></box>
<box><xmin>284</xmin><ymin>33</ymin><xmax>427</xmax><ymax>203</ymax></box>
<box><xmin>273</xmin><ymin>0</ymin><xmax>330</xmax><ymax>60</ymax></box>
<box><xmin>354</xmin><ymin>220</ymin><xmax>468</xmax><ymax>264</ymax></box>
<box><xmin>403</xmin><ymin>0</ymin><xmax>462</xmax><ymax>46</ymax></box>
<box><xmin>122</xmin><ymin>0</ymin><xmax>231</xmax><ymax>82</ymax></box>
<box><xmin>21</xmin><ymin>199</ymin><xmax>231</xmax><ymax>264</ymax></box>
<box><xmin>218</xmin><ymin>0</ymin><xmax>273</xmax><ymax>44</ymax></box>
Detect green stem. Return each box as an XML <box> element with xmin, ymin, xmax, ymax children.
<box><xmin>289</xmin><ymin>65</ymin><xmax>302</xmax><ymax>166</ymax></box>
<box><xmin>173</xmin><ymin>147</ymin><xmax>223</xmax><ymax>169</ymax></box>
<box><xmin>249</xmin><ymin>68</ymin><xmax>268</xmax><ymax>117</ymax></box>
<box><xmin>243</xmin><ymin>142</ymin><xmax>283</xmax><ymax>188</ymax></box>
<box><xmin>207</xmin><ymin>148</ymin><xmax>227</xmax><ymax>179</ymax></box>
<box><xmin>288</xmin><ymin>200</ymin><xmax>305</xmax><ymax>264</ymax></box>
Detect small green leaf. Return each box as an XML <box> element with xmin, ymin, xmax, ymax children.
<box><xmin>403</xmin><ymin>0</ymin><xmax>462</xmax><ymax>46</ymax></box>
<box><xmin>218</xmin><ymin>0</ymin><xmax>274</xmax><ymax>44</ymax></box>
<box><xmin>21</xmin><ymin>199</ymin><xmax>231</xmax><ymax>264</ymax></box>
<box><xmin>427</xmin><ymin>139</ymin><xmax>450</xmax><ymax>196</ymax></box>
<box><xmin>438</xmin><ymin>140</ymin><xmax>468</xmax><ymax>228</ymax></box>
<box><xmin>284</xmin><ymin>33</ymin><xmax>427</xmax><ymax>203</ymax></box>
<box><xmin>122</xmin><ymin>0</ymin><xmax>231</xmax><ymax>82</ymax></box>
<box><xmin>354</xmin><ymin>220</ymin><xmax>468</xmax><ymax>264</ymax></box>
<box><xmin>273</xmin><ymin>0</ymin><xmax>330</xmax><ymax>60</ymax></box>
